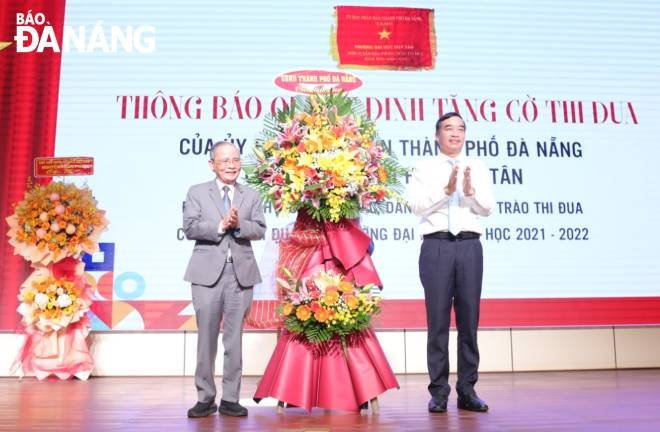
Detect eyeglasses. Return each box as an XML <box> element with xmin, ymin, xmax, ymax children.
<box><xmin>212</xmin><ymin>158</ymin><xmax>241</xmax><ymax>166</ymax></box>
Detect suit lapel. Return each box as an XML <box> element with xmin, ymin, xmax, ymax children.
<box><xmin>232</xmin><ymin>183</ymin><xmax>245</xmax><ymax>211</ymax></box>
<box><xmin>208</xmin><ymin>180</ymin><xmax>225</xmax><ymax>216</ymax></box>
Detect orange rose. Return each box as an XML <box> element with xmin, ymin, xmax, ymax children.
<box><xmin>296</xmin><ymin>305</ymin><xmax>312</xmax><ymax>321</ymax></box>
<box><xmin>282</xmin><ymin>303</ymin><xmax>294</xmax><ymax>316</ymax></box>
<box><xmin>314</xmin><ymin>308</ymin><xmax>331</xmax><ymax>323</ymax></box>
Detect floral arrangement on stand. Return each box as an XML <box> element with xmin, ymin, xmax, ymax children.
<box><xmin>250</xmin><ymin>92</ymin><xmax>403</xmax><ymax>411</ymax></box>
<box><xmin>245</xmin><ymin>91</ymin><xmax>407</xmax><ymax>222</ymax></box>
<box><xmin>277</xmin><ymin>268</ymin><xmax>381</xmax><ymax>345</ymax></box>
<box><xmin>6</xmin><ymin>180</ymin><xmax>108</xmax><ymax>380</ymax></box>
<box><xmin>6</xmin><ymin>181</ymin><xmax>107</xmax><ymax>265</ymax></box>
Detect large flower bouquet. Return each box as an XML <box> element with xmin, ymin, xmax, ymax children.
<box><xmin>245</xmin><ymin>92</ymin><xmax>407</xmax><ymax>223</ymax></box>
<box><xmin>277</xmin><ymin>268</ymin><xmax>381</xmax><ymax>344</ymax></box>
<box><xmin>6</xmin><ymin>181</ymin><xmax>108</xmax><ymax>265</ymax></box>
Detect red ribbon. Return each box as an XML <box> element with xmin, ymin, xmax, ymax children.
<box><xmin>295</xmin><ymin>212</ymin><xmax>382</xmax><ymax>287</ymax></box>
<box><xmin>50</xmin><ymin>256</ymin><xmax>81</xmax><ymax>280</ymax></box>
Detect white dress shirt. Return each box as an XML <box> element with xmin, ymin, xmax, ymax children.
<box><xmin>407</xmin><ymin>153</ymin><xmax>494</xmax><ymax>236</ymax></box>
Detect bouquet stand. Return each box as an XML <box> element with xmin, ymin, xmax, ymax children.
<box><xmin>253</xmin><ymin>212</ymin><xmax>398</xmax><ymax>411</ymax></box>
<box><xmin>6</xmin><ymin>181</ymin><xmax>108</xmax><ymax>380</ymax></box>
<box><xmin>246</xmin><ymin>92</ymin><xmax>405</xmax><ymax>412</ymax></box>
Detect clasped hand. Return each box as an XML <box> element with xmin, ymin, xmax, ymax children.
<box><xmin>444</xmin><ymin>165</ymin><xmax>475</xmax><ymax>197</ymax></box>
<box><xmin>221</xmin><ymin>207</ymin><xmax>240</xmax><ymax>231</ymax></box>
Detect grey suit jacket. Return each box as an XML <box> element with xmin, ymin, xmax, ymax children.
<box><xmin>182</xmin><ymin>179</ymin><xmax>266</xmax><ymax>287</ymax></box>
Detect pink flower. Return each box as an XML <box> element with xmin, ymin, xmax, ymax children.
<box><xmin>360</xmin><ymin>192</ymin><xmax>374</xmax><ymax>208</ymax></box>
<box><xmin>277</xmin><ymin>122</ymin><xmax>305</xmax><ymax>148</ymax></box>
<box><xmin>288</xmin><ymin>292</ymin><xmax>302</xmax><ymax>305</ymax></box>
<box><xmin>49</xmin><ymin>192</ymin><xmax>60</xmax><ymax>202</ymax></box>
<box><xmin>332</xmin><ymin>125</ymin><xmax>345</xmax><ymax>138</ymax></box>
<box><xmin>305</xmin><ymin>278</ymin><xmax>318</xmax><ymax>292</ymax></box>
<box><xmin>368</xmin><ymin>145</ymin><xmax>383</xmax><ymax>159</ymax></box>
<box><xmin>341</xmin><ymin>116</ymin><xmax>359</xmax><ymax>135</ymax></box>
<box><xmin>273</xmin><ymin>173</ymin><xmax>285</xmax><ymax>186</ymax></box>
<box><xmin>259</xmin><ymin>168</ymin><xmax>274</xmax><ymax>182</ymax></box>
<box><xmin>55</xmin><ymin>205</ymin><xmax>65</xmax><ymax>215</ymax></box>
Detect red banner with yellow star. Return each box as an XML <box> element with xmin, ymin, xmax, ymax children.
<box><xmin>332</xmin><ymin>5</ymin><xmax>435</xmax><ymax>70</ymax></box>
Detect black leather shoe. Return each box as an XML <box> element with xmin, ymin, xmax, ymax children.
<box><xmin>187</xmin><ymin>401</ymin><xmax>217</xmax><ymax>418</ymax></box>
<box><xmin>428</xmin><ymin>396</ymin><xmax>448</xmax><ymax>413</ymax></box>
<box><xmin>457</xmin><ymin>393</ymin><xmax>489</xmax><ymax>412</ymax></box>
<box><xmin>218</xmin><ymin>399</ymin><xmax>248</xmax><ymax>417</ymax></box>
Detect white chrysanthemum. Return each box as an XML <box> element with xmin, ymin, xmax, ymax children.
<box><xmin>34</xmin><ymin>293</ymin><xmax>49</xmax><ymax>310</ymax></box>
<box><xmin>56</xmin><ymin>294</ymin><xmax>72</xmax><ymax>308</ymax></box>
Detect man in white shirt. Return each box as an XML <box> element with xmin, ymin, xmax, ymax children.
<box><xmin>408</xmin><ymin>112</ymin><xmax>494</xmax><ymax>413</ymax></box>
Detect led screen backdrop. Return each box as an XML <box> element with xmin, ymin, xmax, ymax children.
<box><xmin>1</xmin><ymin>0</ymin><xmax>659</xmax><ymax>330</ymax></box>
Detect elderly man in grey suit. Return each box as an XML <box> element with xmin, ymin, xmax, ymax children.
<box><xmin>183</xmin><ymin>141</ymin><xmax>266</xmax><ymax>418</ymax></box>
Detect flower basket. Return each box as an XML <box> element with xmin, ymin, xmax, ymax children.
<box><xmin>277</xmin><ymin>268</ymin><xmax>381</xmax><ymax>346</ymax></box>
<box><xmin>251</xmin><ymin>93</ymin><xmax>401</xmax><ymax>410</ymax></box>
<box><xmin>6</xmin><ymin>181</ymin><xmax>108</xmax><ymax>380</ymax></box>
<box><xmin>6</xmin><ymin>181</ymin><xmax>108</xmax><ymax>266</ymax></box>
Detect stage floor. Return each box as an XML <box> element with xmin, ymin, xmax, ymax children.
<box><xmin>1</xmin><ymin>370</ymin><xmax>659</xmax><ymax>431</ymax></box>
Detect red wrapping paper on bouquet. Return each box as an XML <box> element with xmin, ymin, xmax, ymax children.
<box><xmin>282</xmin><ymin>211</ymin><xmax>381</xmax><ymax>286</ymax></box>
<box><xmin>11</xmin><ymin>257</ymin><xmax>95</xmax><ymax>380</ymax></box>
<box><xmin>254</xmin><ymin>328</ymin><xmax>398</xmax><ymax>411</ymax></box>
<box><xmin>253</xmin><ymin>212</ymin><xmax>398</xmax><ymax>411</ymax></box>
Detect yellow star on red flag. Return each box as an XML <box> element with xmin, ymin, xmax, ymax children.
<box><xmin>0</xmin><ymin>42</ymin><xmax>12</xmax><ymax>51</ymax></box>
<box><xmin>378</xmin><ymin>29</ymin><xmax>391</xmax><ymax>39</ymax></box>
